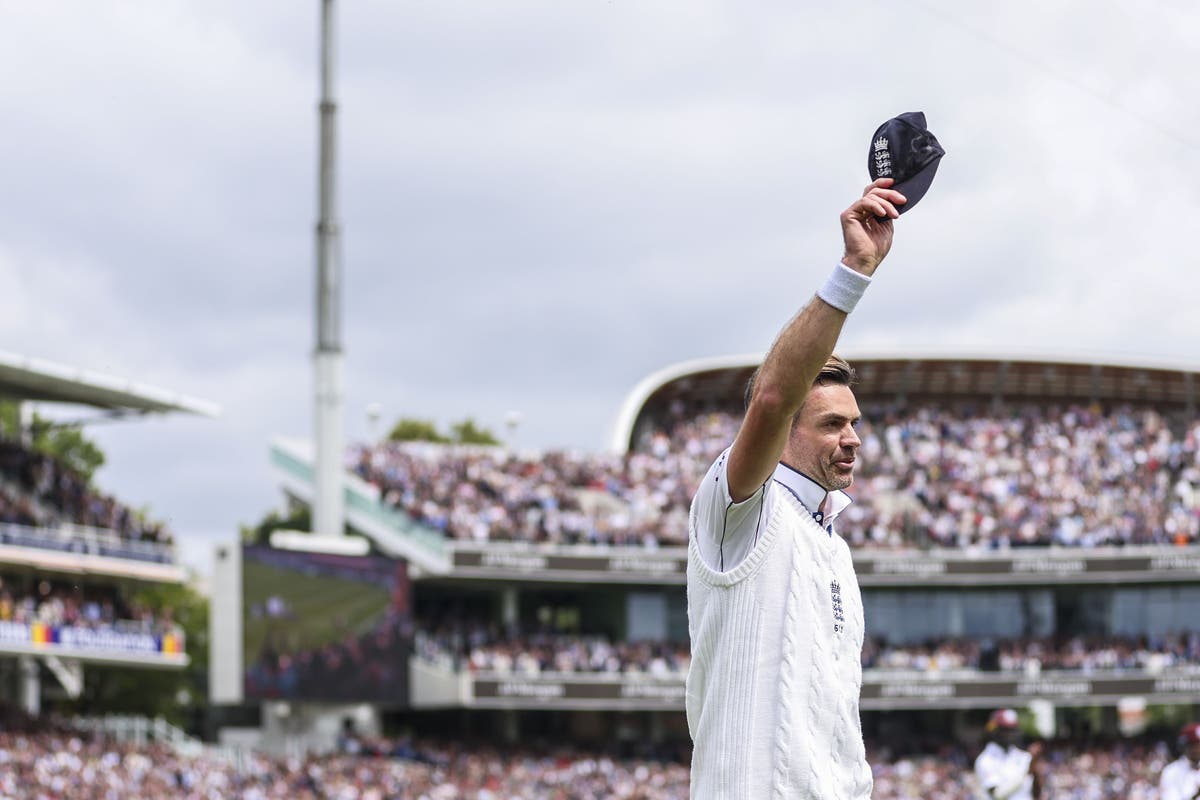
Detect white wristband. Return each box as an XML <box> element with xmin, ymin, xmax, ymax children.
<box><xmin>817</xmin><ymin>262</ymin><xmax>871</xmax><ymax>314</ymax></box>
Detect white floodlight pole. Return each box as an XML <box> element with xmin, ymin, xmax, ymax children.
<box><xmin>313</xmin><ymin>0</ymin><xmax>344</xmax><ymax>538</ymax></box>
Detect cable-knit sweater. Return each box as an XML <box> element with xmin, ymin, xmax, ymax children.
<box><xmin>686</xmin><ymin>485</ymin><xmax>871</xmax><ymax>799</ymax></box>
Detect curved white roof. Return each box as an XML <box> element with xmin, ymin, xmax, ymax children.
<box><xmin>607</xmin><ymin>353</ymin><xmax>762</xmax><ymax>453</ymax></box>
<box><xmin>0</xmin><ymin>350</ymin><xmax>219</xmax><ymax>417</ymax></box>
<box><xmin>608</xmin><ymin>348</ymin><xmax>1200</xmax><ymax>453</ymax></box>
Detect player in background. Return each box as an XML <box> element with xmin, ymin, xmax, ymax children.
<box><xmin>1161</xmin><ymin>723</ymin><xmax>1200</xmax><ymax>800</ymax></box>
<box><xmin>973</xmin><ymin>708</ymin><xmax>1043</xmax><ymax>800</ymax></box>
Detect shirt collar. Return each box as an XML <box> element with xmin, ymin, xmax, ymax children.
<box><xmin>772</xmin><ymin>461</ymin><xmax>852</xmax><ymax>528</ymax></box>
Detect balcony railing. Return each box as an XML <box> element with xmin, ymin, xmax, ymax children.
<box><xmin>0</xmin><ymin>521</ymin><xmax>175</xmax><ymax>565</ymax></box>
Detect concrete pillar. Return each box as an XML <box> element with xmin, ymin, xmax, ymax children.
<box><xmin>501</xmin><ymin>588</ymin><xmax>519</xmax><ymax>634</ymax></box>
<box><xmin>649</xmin><ymin>711</ymin><xmax>666</xmax><ymax>744</ymax></box>
<box><xmin>500</xmin><ymin>709</ymin><xmax>519</xmax><ymax>743</ymax></box>
<box><xmin>17</xmin><ymin>402</ymin><xmax>33</xmax><ymax>447</ymax></box>
<box><xmin>19</xmin><ymin>656</ymin><xmax>39</xmax><ymax>717</ymax></box>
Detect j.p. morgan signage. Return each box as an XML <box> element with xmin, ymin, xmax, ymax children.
<box><xmin>448</xmin><ymin>544</ymin><xmax>1200</xmax><ymax>586</ymax></box>
<box><xmin>462</xmin><ymin>671</ymin><xmax>1200</xmax><ymax>710</ymax></box>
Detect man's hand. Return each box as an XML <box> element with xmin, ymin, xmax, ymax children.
<box><xmin>1028</xmin><ymin>742</ymin><xmax>1046</xmax><ymax>800</ymax></box>
<box><xmin>840</xmin><ymin>178</ymin><xmax>906</xmax><ymax>276</ymax></box>
<box><xmin>726</xmin><ymin>181</ymin><xmax>903</xmax><ymax>502</ymax></box>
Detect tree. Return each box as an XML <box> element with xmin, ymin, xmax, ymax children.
<box><xmin>450</xmin><ymin>418</ymin><xmax>501</xmax><ymax>446</ymax></box>
<box><xmin>0</xmin><ymin>401</ymin><xmax>18</xmax><ymax>435</ymax></box>
<box><xmin>386</xmin><ymin>416</ymin><xmax>501</xmax><ymax>446</ymax></box>
<box><xmin>387</xmin><ymin>417</ymin><xmax>448</xmax><ymax>443</ymax></box>
<box><xmin>0</xmin><ymin>400</ymin><xmax>106</xmax><ymax>483</ymax></box>
<box><xmin>31</xmin><ymin>422</ymin><xmax>106</xmax><ymax>483</ymax></box>
<box><xmin>240</xmin><ymin>504</ymin><xmax>312</xmax><ymax>546</ymax></box>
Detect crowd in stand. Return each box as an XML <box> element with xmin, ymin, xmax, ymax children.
<box><xmin>351</xmin><ymin>442</ymin><xmax>682</xmax><ymax>549</ymax></box>
<box><xmin>868</xmin><ymin>740</ymin><xmax>1168</xmax><ymax>800</ymax></box>
<box><xmin>0</xmin><ymin>733</ymin><xmax>691</xmax><ymax>800</ymax></box>
<box><xmin>846</xmin><ymin>404</ymin><xmax>1200</xmax><ymax>549</ymax></box>
<box><xmin>0</xmin><ymin>714</ymin><xmax>1184</xmax><ymax>799</ymax></box>
<box><xmin>0</xmin><ymin>578</ymin><xmax>177</xmax><ymax>637</ymax></box>
<box><xmin>351</xmin><ymin>402</ymin><xmax>1200</xmax><ymax>550</ymax></box>
<box><xmin>862</xmin><ymin>630</ymin><xmax>1200</xmax><ymax>673</ymax></box>
<box><xmin>414</xmin><ymin>624</ymin><xmax>690</xmax><ymax>676</ymax></box>
<box><xmin>412</xmin><ymin>623</ymin><xmax>1200</xmax><ymax>677</ymax></box>
<box><xmin>0</xmin><ymin>440</ymin><xmax>171</xmax><ymax>547</ymax></box>
<box><xmin>0</xmin><ymin>485</ymin><xmax>38</xmax><ymax>527</ymax></box>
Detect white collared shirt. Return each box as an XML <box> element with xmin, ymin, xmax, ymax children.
<box><xmin>694</xmin><ymin>446</ymin><xmax>853</xmax><ymax>572</ymax></box>
<box><xmin>1161</xmin><ymin>756</ymin><xmax>1200</xmax><ymax>800</ymax></box>
<box><xmin>974</xmin><ymin>741</ymin><xmax>1034</xmax><ymax>800</ymax></box>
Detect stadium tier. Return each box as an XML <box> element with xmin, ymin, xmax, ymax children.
<box><xmin>0</xmin><ymin>441</ymin><xmax>178</xmax><ymax>573</ymax></box>
<box><xmin>309</xmin><ymin>354</ymin><xmax>1200</xmax><ymax>554</ymax></box>
<box><xmin>0</xmin><ymin>715</ymin><xmax>1187</xmax><ymax>800</ymax></box>
<box><xmin>342</xmin><ymin>398</ymin><xmax>1200</xmax><ymax>551</ymax></box>
<box><xmin>211</xmin><ymin>353</ymin><xmax>1200</xmax><ymax>774</ymax></box>
<box><xmin>0</xmin><ymin>353</ymin><xmax>215</xmax><ymax>715</ymax></box>
<box><xmin>0</xmin><ymin>352</ymin><xmax>216</xmax><ymax>574</ymax></box>
<box><xmin>0</xmin><ymin>442</ymin><xmax>189</xmax><ymax>685</ymax></box>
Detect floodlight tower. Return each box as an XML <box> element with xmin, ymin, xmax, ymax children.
<box><xmin>313</xmin><ymin>0</ymin><xmax>344</xmax><ymax>539</ymax></box>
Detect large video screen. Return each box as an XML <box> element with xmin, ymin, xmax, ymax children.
<box><xmin>242</xmin><ymin>545</ymin><xmax>411</xmax><ymax>704</ymax></box>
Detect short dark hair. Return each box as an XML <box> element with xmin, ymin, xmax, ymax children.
<box><xmin>815</xmin><ymin>353</ymin><xmax>857</xmax><ymax>388</ymax></box>
<box><xmin>744</xmin><ymin>354</ymin><xmax>857</xmax><ymax>411</ymax></box>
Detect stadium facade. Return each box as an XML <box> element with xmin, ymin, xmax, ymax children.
<box><xmin>212</xmin><ymin>351</ymin><xmax>1200</xmax><ymax>755</ymax></box>
<box><xmin>0</xmin><ymin>352</ymin><xmax>216</xmax><ymax>717</ymax></box>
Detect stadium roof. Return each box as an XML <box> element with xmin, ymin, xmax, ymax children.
<box><xmin>0</xmin><ymin>350</ymin><xmax>219</xmax><ymax>418</ymax></box>
<box><xmin>609</xmin><ymin>350</ymin><xmax>1200</xmax><ymax>452</ymax></box>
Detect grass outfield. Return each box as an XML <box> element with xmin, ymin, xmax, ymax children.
<box><xmin>243</xmin><ymin>557</ymin><xmax>392</xmax><ymax>661</ymax></box>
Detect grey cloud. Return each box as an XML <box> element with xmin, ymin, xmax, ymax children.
<box><xmin>4</xmin><ymin>2</ymin><xmax>1200</xmax><ymax>576</ymax></box>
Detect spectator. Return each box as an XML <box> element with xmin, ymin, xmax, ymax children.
<box><xmin>0</xmin><ymin>439</ymin><xmax>174</xmax><ymax>559</ymax></box>
<box><xmin>0</xmin><ymin>723</ymin><xmax>1184</xmax><ymax>799</ymax></box>
<box><xmin>351</xmin><ymin>402</ymin><xmax>1200</xmax><ymax>551</ymax></box>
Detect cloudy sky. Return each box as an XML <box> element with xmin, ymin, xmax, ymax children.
<box><xmin>2</xmin><ymin>1</ymin><xmax>1198</xmax><ymax>575</ymax></box>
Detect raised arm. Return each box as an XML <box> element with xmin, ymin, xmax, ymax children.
<box><xmin>725</xmin><ymin>178</ymin><xmax>904</xmax><ymax>501</ymax></box>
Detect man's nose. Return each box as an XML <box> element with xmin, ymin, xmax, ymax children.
<box><xmin>843</xmin><ymin>426</ymin><xmax>861</xmax><ymax>448</ymax></box>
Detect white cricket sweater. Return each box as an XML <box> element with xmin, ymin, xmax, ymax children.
<box><xmin>686</xmin><ymin>481</ymin><xmax>871</xmax><ymax>799</ymax></box>
<box><xmin>973</xmin><ymin>741</ymin><xmax>1034</xmax><ymax>800</ymax></box>
<box><xmin>1160</xmin><ymin>756</ymin><xmax>1200</xmax><ymax>800</ymax></box>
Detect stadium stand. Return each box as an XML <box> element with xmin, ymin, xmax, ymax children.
<box><xmin>0</xmin><ymin>440</ymin><xmax>176</xmax><ymax>566</ymax></box>
<box><xmin>350</xmin><ymin>400</ymin><xmax>1200</xmax><ymax>550</ymax></box>
<box><xmin>414</xmin><ymin>626</ymin><xmax>690</xmax><ymax>676</ymax></box>
<box><xmin>0</xmin><ymin>705</ymin><xmax>1186</xmax><ymax>800</ymax></box>
<box><xmin>0</xmin><ymin>575</ymin><xmax>180</xmax><ymax>637</ymax></box>
<box><xmin>868</xmin><ymin>739</ymin><xmax>1169</xmax><ymax>800</ymax></box>
<box><xmin>0</xmin><ymin>352</ymin><xmax>214</xmax><ymax>717</ymax></box>
<box><xmin>0</xmin><ymin>441</ymin><xmax>172</xmax><ymax>547</ymax></box>
<box><xmin>411</xmin><ymin>625</ymin><xmax>1200</xmax><ymax>677</ymax></box>
<box><xmin>210</xmin><ymin>354</ymin><xmax>1200</xmax><ymax>797</ymax></box>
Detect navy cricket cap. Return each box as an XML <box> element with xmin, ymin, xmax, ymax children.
<box><xmin>868</xmin><ymin>111</ymin><xmax>945</xmax><ymax>215</ymax></box>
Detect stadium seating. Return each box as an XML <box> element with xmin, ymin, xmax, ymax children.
<box><xmin>350</xmin><ymin>402</ymin><xmax>1200</xmax><ymax>550</ymax></box>
<box><xmin>0</xmin><ymin>715</ymin><xmax>1179</xmax><ymax>799</ymax></box>
<box><xmin>0</xmin><ymin>580</ymin><xmax>177</xmax><ymax>637</ymax></box>
<box><xmin>0</xmin><ymin>440</ymin><xmax>174</xmax><ymax>563</ymax></box>
<box><xmin>411</xmin><ymin>623</ymin><xmax>1200</xmax><ymax>676</ymax></box>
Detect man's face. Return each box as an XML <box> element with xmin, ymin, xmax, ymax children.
<box><xmin>786</xmin><ymin>383</ymin><xmax>862</xmax><ymax>491</ymax></box>
<box><xmin>995</xmin><ymin>727</ymin><xmax>1021</xmax><ymax>748</ymax></box>
<box><xmin>1186</xmin><ymin>739</ymin><xmax>1200</xmax><ymax>764</ymax></box>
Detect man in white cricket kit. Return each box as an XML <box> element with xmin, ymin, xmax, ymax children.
<box><xmin>685</xmin><ymin>178</ymin><xmax>906</xmax><ymax>799</ymax></box>
<box><xmin>973</xmin><ymin>708</ymin><xmax>1042</xmax><ymax>800</ymax></box>
<box><xmin>1161</xmin><ymin>723</ymin><xmax>1200</xmax><ymax>800</ymax></box>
